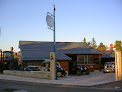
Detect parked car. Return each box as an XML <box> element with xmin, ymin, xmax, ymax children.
<box><xmin>71</xmin><ymin>64</ymin><xmax>90</xmax><ymax>75</ymax></box>
<box><xmin>103</xmin><ymin>62</ymin><xmax>115</xmax><ymax>73</ymax></box>
<box><xmin>24</xmin><ymin>66</ymin><xmax>41</xmax><ymax>71</ymax></box>
<box><xmin>41</xmin><ymin>61</ymin><xmax>67</xmax><ymax>77</ymax></box>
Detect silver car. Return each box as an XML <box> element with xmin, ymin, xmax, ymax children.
<box><xmin>104</xmin><ymin>62</ymin><xmax>115</xmax><ymax>73</ymax></box>
<box><xmin>24</xmin><ymin>66</ymin><xmax>41</xmax><ymax>71</ymax></box>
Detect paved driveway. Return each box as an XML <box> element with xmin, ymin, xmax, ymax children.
<box><xmin>0</xmin><ymin>72</ymin><xmax>115</xmax><ymax>86</ymax></box>
<box><xmin>58</xmin><ymin>72</ymin><xmax>115</xmax><ymax>86</ymax></box>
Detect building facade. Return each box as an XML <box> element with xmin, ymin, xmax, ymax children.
<box><xmin>19</xmin><ymin>41</ymin><xmax>102</xmax><ymax>73</ymax></box>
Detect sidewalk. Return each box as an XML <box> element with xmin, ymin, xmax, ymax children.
<box><xmin>0</xmin><ymin>72</ymin><xmax>115</xmax><ymax>87</ymax></box>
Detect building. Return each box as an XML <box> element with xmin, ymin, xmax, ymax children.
<box><xmin>101</xmin><ymin>44</ymin><xmax>115</xmax><ymax>68</ymax></box>
<box><xmin>101</xmin><ymin>51</ymin><xmax>115</xmax><ymax>69</ymax></box>
<box><xmin>19</xmin><ymin>41</ymin><xmax>102</xmax><ymax>73</ymax></box>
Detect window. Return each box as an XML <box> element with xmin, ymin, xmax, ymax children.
<box><xmin>94</xmin><ymin>58</ymin><xmax>99</xmax><ymax>60</ymax></box>
<box><xmin>88</xmin><ymin>55</ymin><xmax>94</xmax><ymax>64</ymax></box>
<box><xmin>84</xmin><ymin>55</ymin><xmax>88</xmax><ymax>64</ymax></box>
<box><xmin>77</xmin><ymin>55</ymin><xmax>94</xmax><ymax>64</ymax></box>
<box><xmin>77</xmin><ymin>55</ymin><xmax>84</xmax><ymax>64</ymax></box>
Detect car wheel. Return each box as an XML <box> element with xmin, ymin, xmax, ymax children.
<box><xmin>104</xmin><ymin>71</ymin><xmax>106</xmax><ymax>73</ymax></box>
<box><xmin>76</xmin><ymin>69</ymin><xmax>81</xmax><ymax>76</ymax></box>
<box><xmin>57</xmin><ymin>72</ymin><xmax>62</xmax><ymax>77</ymax></box>
<box><xmin>86</xmin><ymin>69</ymin><xmax>90</xmax><ymax>75</ymax></box>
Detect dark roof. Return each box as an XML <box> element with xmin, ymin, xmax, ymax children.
<box><xmin>19</xmin><ymin>41</ymin><xmax>101</xmax><ymax>60</ymax></box>
<box><xmin>101</xmin><ymin>51</ymin><xmax>115</xmax><ymax>58</ymax></box>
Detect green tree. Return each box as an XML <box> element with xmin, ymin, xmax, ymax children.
<box><xmin>114</xmin><ymin>40</ymin><xmax>122</xmax><ymax>51</ymax></box>
<box><xmin>97</xmin><ymin>42</ymin><xmax>106</xmax><ymax>51</ymax></box>
<box><xmin>83</xmin><ymin>37</ymin><xmax>87</xmax><ymax>44</ymax></box>
<box><xmin>91</xmin><ymin>38</ymin><xmax>97</xmax><ymax>48</ymax></box>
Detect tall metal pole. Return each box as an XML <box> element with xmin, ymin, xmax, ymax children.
<box><xmin>53</xmin><ymin>5</ymin><xmax>57</xmax><ymax>80</ymax></box>
<box><xmin>53</xmin><ymin>5</ymin><xmax>56</xmax><ymax>53</ymax></box>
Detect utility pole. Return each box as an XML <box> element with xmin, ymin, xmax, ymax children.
<box><xmin>53</xmin><ymin>5</ymin><xmax>56</xmax><ymax>53</ymax></box>
<box><xmin>46</xmin><ymin>5</ymin><xmax>57</xmax><ymax>80</ymax></box>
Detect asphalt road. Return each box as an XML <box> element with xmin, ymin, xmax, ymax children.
<box><xmin>0</xmin><ymin>79</ymin><xmax>121</xmax><ymax>92</ymax></box>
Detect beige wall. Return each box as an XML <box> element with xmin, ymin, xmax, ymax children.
<box><xmin>115</xmin><ymin>51</ymin><xmax>122</xmax><ymax>81</ymax></box>
<box><xmin>4</xmin><ymin>70</ymin><xmax>50</xmax><ymax>79</ymax></box>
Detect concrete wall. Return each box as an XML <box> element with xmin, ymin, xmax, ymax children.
<box><xmin>3</xmin><ymin>70</ymin><xmax>50</xmax><ymax>79</ymax></box>
<box><xmin>115</xmin><ymin>51</ymin><xmax>122</xmax><ymax>81</ymax></box>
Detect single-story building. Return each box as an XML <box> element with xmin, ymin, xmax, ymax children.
<box><xmin>19</xmin><ymin>41</ymin><xmax>102</xmax><ymax>73</ymax></box>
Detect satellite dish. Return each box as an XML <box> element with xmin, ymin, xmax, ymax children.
<box><xmin>46</xmin><ymin>15</ymin><xmax>54</xmax><ymax>28</ymax></box>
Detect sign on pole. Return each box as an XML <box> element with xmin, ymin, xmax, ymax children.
<box><xmin>46</xmin><ymin>5</ymin><xmax>57</xmax><ymax>80</ymax></box>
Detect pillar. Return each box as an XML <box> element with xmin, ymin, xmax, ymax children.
<box><xmin>115</xmin><ymin>51</ymin><xmax>122</xmax><ymax>81</ymax></box>
<box><xmin>50</xmin><ymin>52</ymin><xmax>56</xmax><ymax>80</ymax></box>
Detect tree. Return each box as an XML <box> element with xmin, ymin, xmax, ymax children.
<box><xmin>83</xmin><ymin>37</ymin><xmax>87</xmax><ymax>44</ymax></box>
<box><xmin>105</xmin><ymin>45</ymin><xmax>109</xmax><ymax>50</ymax></box>
<box><xmin>91</xmin><ymin>38</ymin><xmax>97</xmax><ymax>48</ymax></box>
<box><xmin>87</xmin><ymin>41</ymin><xmax>91</xmax><ymax>46</ymax></box>
<box><xmin>97</xmin><ymin>42</ymin><xmax>106</xmax><ymax>51</ymax></box>
<box><xmin>114</xmin><ymin>40</ymin><xmax>122</xmax><ymax>51</ymax></box>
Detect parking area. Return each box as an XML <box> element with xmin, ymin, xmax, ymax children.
<box><xmin>0</xmin><ymin>72</ymin><xmax>115</xmax><ymax>86</ymax></box>
<box><xmin>57</xmin><ymin>72</ymin><xmax>115</xmax><ymax>86</ymax></box>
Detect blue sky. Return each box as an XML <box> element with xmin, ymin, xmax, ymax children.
<box><xmin>0</xmin><ymin>0</ymin><xmax>122</xmax><ymax>52</ymax></box>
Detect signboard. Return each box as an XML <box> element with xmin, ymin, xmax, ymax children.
<box><xmin>46</xmin><ymin>15</ymin><xmax>54</xmax><ymax>28</ymax></box>
<box><xmin>50</xmin><ymin>54</ymin><xmax>54</xmax><ymax>61</ymax></box>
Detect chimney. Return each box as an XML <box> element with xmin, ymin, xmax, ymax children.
<box><xmin>10</xmin><ymin>47</ymin><xmax>13</xmax><ymax>51</ymax></box>
<box><xmin>110</xmin><ymin>44</ymin><xmax>113</xmax><ymax>51</ymax></box>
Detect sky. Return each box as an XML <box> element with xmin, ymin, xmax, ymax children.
<box><xmin>0</xmin><ymin>0</ymin><xmax>122</xmax><ymax>52</ymax></box>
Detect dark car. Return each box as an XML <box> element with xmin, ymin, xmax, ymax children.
<box><xmin>41</xmin><ymin>61</ymin><xmax>67</xmax><ymax>77</ymax></box>
<box><xmin>71</xmin><ymin>64</ymin><xmax>90</xmax><ymax>75</ymax></box>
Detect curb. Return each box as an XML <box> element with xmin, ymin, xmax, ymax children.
<box><xmin>0</xmin><ymin>79</ymin><xmax>122</xmax><ymax>91</ymax></box>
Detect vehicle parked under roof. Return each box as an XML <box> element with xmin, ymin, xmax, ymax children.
<box><xmin>103</xmin><ymin>62</ymin><xmax>115</xmax><ymax>73</ymax></box>
<box><xmin>41</xmin><ymin>61</ymin><xmax>67</xmax><ymax>77</ymax></box>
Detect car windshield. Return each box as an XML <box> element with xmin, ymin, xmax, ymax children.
<box><xmin>3</xmin><ymin>52</ymin><xmax>13</xmax><ymax>59</ymax></box>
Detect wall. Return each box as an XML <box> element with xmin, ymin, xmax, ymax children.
<box><xmin>93</xmin><ymin>55</ymin><xmax>101</xmax><ymax>70</ymax></box>
<box><xmin>58</xmin><ymin>60</ymin><xmax>69</xmax><ymax>72</ymax></box>
<box><xmin>3</xmin><ymin>70</ymin><xmax>50</xmax><ymax>79</ymax></box>
<box><xmin>23</xmin><ymin>60</ymin><xmax>43</xmax><ymax>67</ymax></box>
<box><xmin>33</xmin><ymin>61</ymin><xmax>42</xmax><ymax>66</ymax></box>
